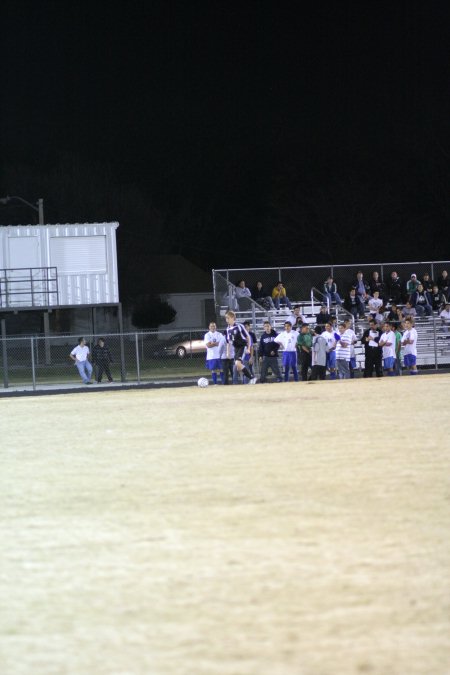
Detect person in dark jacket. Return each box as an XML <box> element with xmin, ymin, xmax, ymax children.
<box><xmin>362</xmin><ymin>320</ymin><xmax>383</xmax><ymax>378</ymax></box>
<box><xmin>92</xmin><ymin>337</ymin><xmax>114</xmax><ymax>383</ymax></box>
<box><xmin>258</xmin><ymin>321</ymin><xmax>282</xmax><ymax>383</ymax></box>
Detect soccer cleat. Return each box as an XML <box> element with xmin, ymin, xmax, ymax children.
<box><xmin>249</xmin><ymin>377</ymin><xmax>257</xmax><ymax>385</ymax></box>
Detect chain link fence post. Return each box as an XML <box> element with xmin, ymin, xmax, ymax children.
<box><xmin>135</xmin><ymin>333</ymin><xmax>141</xmax><ymax>384</ymax></box>
<box><xmin>31</xmin><ymin>336</ymin><xmax>36</xmax><ymax>390</ymax></box>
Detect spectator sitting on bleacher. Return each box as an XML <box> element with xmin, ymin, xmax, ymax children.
<box><xmin>369</xmin><ymin>271</ymin><xmax>386</xmax><ymax>302</ymax></box>
<box><xmin>252</xmin><ymin>281</ymin><xmax>275</xmax><ymax>310</ymax></box>
<box><xmin>344</xmin><ymin>288</ymin><xmax>360</xmax><ymax>320</ymax></box>
<box><xmin>410</xmin><ymin>283</ymin><xmax>432</xmax><ymax>316</ymax></box>
<box><xmin>387</xmin><ymin>271</ymin><xmax>403</xmax><ymax>304</ymax></box>
<box><xmin>272</xmin><ymin>281</ymin><xmax>292</xmax><ymax>310</ymax></box>
<box><xmin>402</xmin><ymin>301</ymin><xmax>417</xmax><ymax>319</ymax></box>
<box><xmin>287</xmin><ymin>305</ymin><xmax>307</xmax><ymax>329</ymax></box>
<box><xmin>439</xmin><ymin>302</ymin><xmax>450</xmax><ymax>333</ymax></box>
<box><xmin>368</xmin><ymin>290</ymin><xmax>383</xmax><ymax>319</ymax></box>
<box><xmin>387</xmin><ymin>304</ymin><xmax>403</xmax><ymax>323</ymax></box>
<box><xmin>323</xmin><ymin>276</ymin><xmax>342</xmax><ymax>305</ymax></box>
<box><xmin>406</xmin><ymin>273</ymin><xmax>421</xmax><ymax>298</ymax></box>
<box><xmin>352</xmin><ymin>271</ymin><xmax>370</xmax><ymax>317</ymax></box>
<box><xmin>437</xmin><ymin>270</ymin><xmax>450</xmax><ymax>300</ymax></box>
<box><xmin>430</xmin><ymin>285</ymin><xmax>446</xmax><ymax>312</ymax></box>
<box><xmin>315</xmin><ymin>304</ymin><xmax>332</xmax><ymax>327</ymax></box>
<box><xmin>421</xmin><ymin>272</ymin><xmax>434</xmax><ymax>291</ymax></box>
<box><xmin>235</xmin><ymin>280</ymin><xmax>252</xmax><ymax>310</ymax></box>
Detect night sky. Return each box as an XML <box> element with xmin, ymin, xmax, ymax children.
<box><xmin>1</xmin><ymin>1</ymin><xmax>449</xmax><ymax>295</ymax></box>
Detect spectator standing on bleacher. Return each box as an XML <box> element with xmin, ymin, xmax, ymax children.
<box><xmin>387</xmin><ymin>271</ymin><xmax>403</xmax><ymax>305</ymax></box>
<box><xmin>272</xmin><ymin>281</ymin><xmax>292</xmax><ymax>310</ymax></box>
<box><xmin>437</xmin><ymin>270</ymin><xmax>450</xmax><ymax>300</ymax></box>
<box><xmin>352</xmin><ymin>271</ymin><xmax>370</xmax><ymax>318</ymax></box>
<box><xmin>258</xmin><ymin>321</ymin><xmax>282</xmax><ymax>383</ymax></box>
<box><xmin>323</xmin><ymin>276</ymin><xmax>342</xmax><ymax>306</ymax></box>
<box><xmin>401</xmin><ymin>318</ymin><xmax>418</xmax><ymax>374</ymax></box>
<box><xmin>274</xmin><ymin>321</ymin><xmax>299</xmax><ymax>382</ymax></box>
<box><xmin>252</xmin><ymin>281</ymin><xmax>276</xmax><ymax>310</ymax></box>
<box><xmin>297</xmin><ymin>323</ymin><xmax>313</xmax><ymax>381</ymax></box>
<box><xmin>362</xmin><ymin>319</ymin><xmax>382</xmax><ymax>378</ymax></box>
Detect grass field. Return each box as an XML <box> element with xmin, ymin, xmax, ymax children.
<box><xmin>1</xmin><ymin>375</ymin><xmax>450</xmax><ymax>675</ymax></box>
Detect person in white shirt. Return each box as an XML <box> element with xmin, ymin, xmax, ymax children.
<box><xmin>274</xmin><ymin>321</ymin><xmax>300</xmax><ymax>382</ymax></box>
<box><xmin>322</xmin><ymin>322</ymin><xmax>337</xmax><ymax>380</ymax></box>
<box><xmin>401</xmin><ymin>318</ymin><xmax>418</xmax><ymax>374</ymax></box>
<box><xmin>440</xmin><ymin>303</ymin><xmax>450</xmax><ymax>334</ymax></box>
<box><xmin>335</xmin><ymin>323</ymin><xmax>352</xmax><ymax>379</ymax></box>
<box><xmin>343</xmin><ymin>318</ymin><xmax>358</xmax><ymax>378</ymax></box>
<box><xmin>204</xmin><ymin>322</ymin><xmax>225</xmax><ymax>384</ymax></box>
<box><xmin>368</xmin><ymin>290</ymin><xmax>383</xmax><ymax>318</ymax></box>
<box><xmin>70</xmin><ymin>337</ymin><xmax>93</xmax><ymax>384</ymax></box>
<box><xmin>379</xmin><ymin>323</ymin><xmax>396</xmax><ymax>376</ymax></box>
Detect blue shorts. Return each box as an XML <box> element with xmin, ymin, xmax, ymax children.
<box><xmin>206</xmin><ymin>358</ymin><xmax>222</xmax><ymax>370</ymax></box>
<box><xmin>404</xmin><ymin>354</ymin><xmax>416</xmax><ymax>368</ymax></box>
<box><xmin>326</xmin><ymin>352</ymin><xmax>336</xmax><ymax>368</ymax></box>
<box><xmin>282</xmin><ymin>351</ymin><xmax>297</xmax><ymax>368</ymax></box>
<box><xmin>383</xmin><ymin>357</ymin><xmax>396</xmax><ymax>370</ymax></box>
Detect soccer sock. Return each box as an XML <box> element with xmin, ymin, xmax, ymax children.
<box><xmin>242</xmin><ymin>366</ymin><xmax>252</xmax><ymax>379</ymax></box>
<box><xmin>220</xmin><ymin>371</ymin><xmax>225</xmax><ymax>384</ymax></box>
<box><xmin>388</xmin><ymin>371</ymin><xmax>394</xmax><ymax>376</ymax></box>
<box><xmin>212</xmin><ymin>372</ymin><xmax>217</xmax><ymax>384</ymax></box>
<box><xmin>329</xmin><ymin>372</ymin><xmax>336</xmax><ymax>380</ymax></box>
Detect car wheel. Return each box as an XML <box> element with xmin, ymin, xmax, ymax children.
<box><xmin>176</xmin><ymin>346</ymin><xmax>187</xmax><ymax>358</ymax></box>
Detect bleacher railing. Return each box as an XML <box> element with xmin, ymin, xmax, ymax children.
<box><xmin>213</xmin><ymin>260</ymin><xmax>450</xmax><ymax>312</ymax></box>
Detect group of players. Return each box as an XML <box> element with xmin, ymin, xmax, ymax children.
<box><xmin>202</xmin><ymin>310</ymin><xmax>419</xmax><ymax>385</ymax></box>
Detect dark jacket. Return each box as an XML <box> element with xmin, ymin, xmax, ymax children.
<box><xmin>92</xmin><ymin>344</ymin><xmax>113</xmax><ymax>364</ymax></box>
<box><xmin>362</xmin><ymin>327</ymin><xmax>382</xmax><ymax>354</ymax></box>
<box><xmin>259</xmin><ymin>330</ymin><xmax>280</xmax><ymax>357</ymax></box>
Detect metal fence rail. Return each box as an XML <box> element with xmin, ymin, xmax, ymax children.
<box><xmin>1</xmin><ymin>321</ymin><xmax>449</xmax><ymax>391</ymax></box>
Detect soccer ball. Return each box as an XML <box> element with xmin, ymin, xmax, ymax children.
<box><xmin>197</xmin><ymin>377</ymin><xmax>209</xmax><ymax>388</ymax></box>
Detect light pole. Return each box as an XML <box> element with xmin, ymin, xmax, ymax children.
<box><xmin>0</xmin><ymin>195</ymin><xmax>45</xmax><ymax>225</ymax></box>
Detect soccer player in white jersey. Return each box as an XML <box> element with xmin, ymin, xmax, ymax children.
<box><xmin>343</xmin><ymin>318</ymin><xmax>358</xmax><ymax>378</ymax></box>
<box><xmin>204</xmin><ymin>322</ymin><xmax>225</xmax><ymax>384</ymax></box>
<box><xmin>274</xmin><ymin>321</ymin><xmax>300</xmax><ymax>381</ymax></box>
<box><xmin>379</xmin><ymin>322</ymin><xmax>396</xmax><ymax>376</ymax></box>
<box><xmin>401</xmin><ymin>318</ymin><xmax>418</xmax><ymax>375</ymax></box>
<box><xmin>322</xmin><ymin>322</ymin><xmax>337</xmax><ymax>380</ymax></box>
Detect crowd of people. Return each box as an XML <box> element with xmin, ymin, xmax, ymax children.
<box><xmin>204</xmin><ymin>278</ymin><xmax>450</xmax><ymax>384</ymax></box>
<box><xmin>228</xmin><ymin>269</ymin><xmax>450</xmax><ymax>320</ymax></box>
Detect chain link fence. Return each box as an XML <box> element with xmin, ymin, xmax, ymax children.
<box><xmin>213</xmin><ymin>261</ymin><xmax>450</xmax><ymax>312</ymax></box>
<box><xmin>1</xmin><ymin>317</ymin><xmax>450</xmax><ymax>391</ymax></box>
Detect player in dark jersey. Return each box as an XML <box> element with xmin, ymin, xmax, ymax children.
<box><xmin>224</xmin><ymin>311</ymin><xmax>257</xmax><ymax>384</ymax></box>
